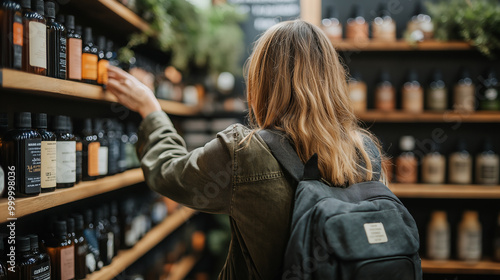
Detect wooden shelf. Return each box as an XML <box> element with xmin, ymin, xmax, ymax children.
<box><xmin>389</xmin><ymin>183</ymin><xmax>500</xmax><ymax>199</ymax></box>
<box><xmin>166</xmin><ymin>255</ymin><xmax>199</xmax><ymax>280</ymax></box>
<box><xmin>330</xmin><ymin>39</ymin><xmax>472</xmax><ymax>52</ymax></box>
<box><xmin>357</xmin><ymin>110</ymin><xmax>500</xmax><ymax>123</ymax></box>
<box><xmin>0</xmin><ymin>69</ymin><xmax>200</xmax><ymax>116</ymax></box>
<box><xmin>0</xmin><ymin>169</ymin><xmax>144</xmax><ymax>223</ymax></box>
<box><xmin>86</xmin><ymin>207</ymin><xmax>197</xmax><ymax>280</ymax></box>
<box><xmin>67</xmin><ymin>0</ymin><xmax>150</xmax><ymax>34</ymax></box>
<box><xmin>421</xmin><ymin>259</ymin><xmax>500</xmax><ymax>274</ymax></box>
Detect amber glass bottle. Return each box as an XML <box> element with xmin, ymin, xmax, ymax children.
<box><xmin>97</xmin><ymin>36</ymin><xmax>109</xmax><ymax>86</ymax></box>
<box><xmin>1</xmin><ymin>0</ymin><xmax>23</xmax><ymax>69</ymax></box>
<box><xmin>21</xmin><ymin>0</ymin><xmax>46</xmax><ymax>75</ymax></box>
<box><xmin>82</xmin><ymin>27</ymin><xmax>98</xmax><ymax>84</ymax></box>
<box><xmin>46</xmin><ymin>220</ymin><xmax>75</xmax><ymax>280</ymax></box>
<box><xmin>81</xmin><ymin>119</ymin><xmax>100</xmax><ymax>181</ymax></box>
<box><xmin>66</xmin><ymin>15</ymin><xmax>81</xmax><ymax>81</ymax></box>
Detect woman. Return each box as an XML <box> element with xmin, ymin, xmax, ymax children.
<box><xmin>107</xmin><ymin>19</ymin><xmax>382</xmax><ymax>279</ymax></box>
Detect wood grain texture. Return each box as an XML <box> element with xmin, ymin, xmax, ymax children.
<box><xmin>421</xmin><ymin>259</ymin><xmax>500</xmax><ymax>274</ymax></box>
<box><xmin>329</xmin><ymin>39</ymin><xmax>472</xmax><ymax>51</ymax></box>
<box><xmin>389</xmin><ymin>183</ymin><xmax>500</xmax><ymax>199</ymax></box>
<box><xmin>85</xmin><ymin>207</ymin><xmax>197</xmax><ymax>280</ymax></box>
<box><xmin>0</xmin><ymin>169</ymin><xmax>144</xmax><ymax>222</ymax></box>
<box><xmin>98</xmin><ymin>0</ymin><xmax>151</xmax><ymax>32</ymax></box>
<box><xmin>357</xmin><ymin>110</ymin><xmax>500</xmax><ymax>123</ymax></box>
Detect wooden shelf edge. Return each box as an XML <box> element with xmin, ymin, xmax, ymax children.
<box><xmin>158</xmin><ymin>99</ymin><xmax>202</xmax><ymax>116</ymax></box>
<box><xmin>166</xmin><ymin>255</ymin><xmax>200</xmax><ymax>280</ymax></box>
<box><xmin>422</xmin><ymin>259</ymin><xmax>500</xmax><ymax>274</ymax></box>
<box><xmin>330</xmin><ymin>39</ymin><xmax>472</xmax><ymax>51</ymax></box>
<box><xmin>0</xmin><ymin>169</ymin><xmax>144</xmax><ymax>222</ymax></box>
<box><xmin>86</xmin><ymin>207</ymin><xmax>197</xmax><ymax>280</ymax></box>
<box><xmin>98</xmin><ymin>0</ymin><xmax>151</xmax><ymax>32</ymax></box>
<box><xmin>389</xmin><ymin>183</ymin><xmax>500</xmax><ymax>199</ymax></box>
<box><xmin>357</xmin><ymin>111</ymin><xmax>500</xmax><ymax>123</ymax></box>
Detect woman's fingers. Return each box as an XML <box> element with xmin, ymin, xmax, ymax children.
<box><xmin>107</xmin><ymin>65</ymin><xmax>130</xmax><ymax>79</ymax></box>
<box><xmin>107</xmin><ymin>79</ymin><xmax>131</xmax><ymax>97</ymax></box>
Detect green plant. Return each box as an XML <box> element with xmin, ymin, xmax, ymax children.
<box><xmin>119</xmin><ymin>0</ymin><xmax>245</xmax><ymax>75</ymax></box>
<box><xmin>426</xmin><ymin>0</ymin><xmax>500</xmax><ymax>58</ymax></box>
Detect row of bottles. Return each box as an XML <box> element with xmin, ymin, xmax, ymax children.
<box><xmin>390</xmin><ymin>136</ymin><xmax>499</xmax><ymax>185</ymax></box>
<box><xmin>0</xmin><ymin>0</ymin><xmax>117</xmax><ymax>84</ymax></box>
<box><xmin>427</xmin><ymin>210</ymin><xmax>500</xmax><ymax>263</ymax></box>
<box><xmin>348</xmin><ymin>67</ymin><xmax>499</xmax><ymax>113</ymax></box>
<box><xmin>0</xmin><ymin>112</ymin><xmax>140</xmax><ymax>197</ymax></box>
<box><xmin>0</xmin><ymin>192</ymin><xmax>169</xmax><ymax>279</ymax></box>
<box><xmin>321</xmin><ymin>1</ymin><xmax>433</xmax><ymax>42</ymax></box>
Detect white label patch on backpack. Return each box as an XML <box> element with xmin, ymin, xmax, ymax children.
<box><xmin>364</xmin><ymin>222</ymin><xmax>388</xmax><ymax>244</ymax></box>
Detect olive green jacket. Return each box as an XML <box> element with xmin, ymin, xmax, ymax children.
<box><xmin>137</xmin><ymin>111</ymin><xmax>294</xmax><ymax>280</ymax></box>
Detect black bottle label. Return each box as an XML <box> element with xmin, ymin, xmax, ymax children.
<box><xmin>13</xmin><ymin>14</ymin><xmax>23</xmax><ymax>69</ymax></box>
<box><xmin>58</xmin><ymin>36</ymin><xmax>67</xmax><ymax>79</ymax></box>
<box><xmin>31</xmin><ymin>261</ymin><xmax>50</xmax><ymax>280</ymax></box>
<box><xmin>25</xmin><ymin>139</ymin><xmax>41</xmax><ymax>193</ymax></box>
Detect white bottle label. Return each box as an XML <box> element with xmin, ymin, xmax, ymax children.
<box><xmin>428</xmin><ymin>228</ymin><xmax>450</xmax><ymax>260</ymax></box>
<box><xmin>56</xmin><ymin>141</ymin><xmax>76</xmax><ymax>183</ymax></box>
<box><xmin>29</xmin><ymin>21</ymin><xmax>47</xmax><ymax>68</ymax></box>
<box><xmin>458</xmin><ymin>229</ymin><xmax>482</xmax><ymax>261</ymax></box>
<box><xmin>41</xmin><ymin>141</ymin><xmax>57</xmax><ymax>189</ymax></box>
<box><xmin>60</xmin><ymin>245</ymin><xmax>75</xmax><ymax>280</ymax></box>
<box><xmin>98</xmin><ymin>146</ymin><xmax>109</xmax><ymax>175</ymax></box>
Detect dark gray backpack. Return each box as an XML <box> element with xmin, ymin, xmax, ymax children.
<box><xmin>258</xmin><ymin>130</ymin><xmax>422</xmax><ymax>280</ymax></box>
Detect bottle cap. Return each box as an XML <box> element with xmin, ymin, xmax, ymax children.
<box><xmin>83</xmin><ymin>118</ymin><xmax>93</xmax><ymax>133</ymax></box>
<box><xmin>67</xmin><ymin>217</ymin><xmax>75</xmax><ymax>233</ymax></box>
<box><xmin>67</xmin><ymin>116</ymin><xmax>73</xmax><ymax>134</ymax></box>
<box><xmin>45</xmin><ymin>1</ymin><xmax>55</xmax><ymax>19</ymax></box>
<box><xmin>35</xmin><ymin>0</ymin><xmax>44</xmax><ymax>16</ymax></box>
<box><xmin>84</xmin><ymin>209</ymin><xmax>93</xmax><ymax>225</ymax></box>
<box><xmin>21</xmin><ymin>0</ymin><xmax>31</xmax><ymax>9</ymax></box>
<box><xmin>103</xmin><ymin>204</ymin><xmax>110</xmax><ymax>219</ymax></box>
<box><xmin>66</xmin><ymin>15</ymin><xmax>75</xmax><ymax>30</ymax></box>
<box><xmin>379</xmin><ymin>70</ymin><xmax>391</xmax><ymax>83</ymax></box>
<box><xmin>350</xmin><ymin>4</ymin><xmax>364</xmax><ymax>19</ymax></box>
<box><xmin>14</xmin><ymin>112</ymin><xmax>31</xmax><ymax>129</ymax></box>
<box><xmin>399</xmin><ymin>136</ymin><xmax>415</xmax><ymax>151</ymax></box>
<box><xmin>111</xmin><ymin>201</ymin><xmax>119</xmax><ymax>217</ymax></box>
<box><xmin>432</xmin><ymin>69</ymin><xmax>443</xmax><ymax>82</ymax></box>
<box><xmin>350</xmin><ymin>71</ymin><xmax>362</xmax><ymax>82</ymax></box>
<box><xmin>463</xmin><ymin>210</ymin><xmax>478</xmax><ymax>220</ymax></box>
<box><xmin>431</xmin><ymin>211</ymin><xmax>447</xmax><ymax>221</ymax></box>
<box><xmin>52</xmin><ymin>115</ymin><xmax>67</xmax><ymax>130</ymax></box>
<box><xmin>94</xmin><ymin>118</ymin><xmax>103</xmax><ymax>132</ymax></box>
<box><xmin>76</xmin><ymin>25</ymin><xmax>82</xmax><ymax>36</ymax></box>
<box><xmin>94</xmin><ymin>207</ymin><xmax>103</xmax><ymax>222</ymax></box>
<box><xmin>483</xmin><ymin>137</ymin><xmax>494</xmax><ymax>152</ymax></box>
<box><xmin>106</xmin><ymin>40</ymin><xmax>114</xmax><ymax>52</ymax></box>
<box><xmin>429</xmin><ymin>141</ymin><xmax>440</xmax><ymax>153</ymax></box>
<box><xmin>323</xmin><ymin>6</ymin><xmax>338</xmax><ymax>19</ymax></box>
<box><xmin>32</xmin><ymin>113</ymin><xmax>48</xmax><ymax>129</ymax></box>
<box><xmin>408</xmin><ymin>69</ymin><xmax>419</xmax><ymax>83</ymax></box>
<box><xmin>413</xmin><ymin>0</ymin><xmax>424</xmax><ymax>16</ymax></box>
<box><xmin>84</xmin><ymin>27</ymin><xmax>93</xmax><ymax>45</ymax></box>
<box><xmin>98</xmin><ymin>36</ymin><xmax>106</xmax><ymax>51</ymax></box>
<box><xmin>458</xmin><ymin>68</ymin><xmax>471</xmax><ymax>80</ymax></box>
<box><xmin>377</xmin><ymin>3</ymin><xmax>390</xmax><ymax>17</ymax></box>
<box><xmin>26</xmin><ymin>234</ymin><xmax>39</xmax><ymax>250</ymax></box>
<box><xmin>52</xmin><ymin>220</ymin><xmax>68</xmax><ymax>237</ymax></box>
<box><xmin>57</xmin><ymin>14</ymin><xmax>65</xmax><ymax>23</ymax></box>
<box><xmin>16</xmin><ymin>236</ymin><xmax>31</xmax><ymax>253</ymax></box>
<box><xmin>72</xmin><ymin>214</ymin><xmax>85</xmax><ymax>231</ymax></box>
<box><xmin>456</xmin><ymin>138</ymin><xmax>467</xmax><ymax>151</ymax></box>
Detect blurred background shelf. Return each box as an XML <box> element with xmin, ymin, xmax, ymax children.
<box><xmin>85</xmin><ymin>207</ymin><xmax>197</xmax><ymax>280</ymax></box>
<box><xmin>330</xmin><ymin>40</ymin><xmax>472</xmax><ymax>52</ymax></box>
<box><xmin>389</xmin><ymin>183</ymin><xmax>500</xmax><ymax>199</ymax></box>
<box><xmin>421</xmin><ymin>259</ymin><xmax>500</xmax><ymax>274</ymax></box>
<box><xmin>357</xmin><ymin>111</ymin><xmax>500</xmax><ymax>123</ymax></box>
<box><xmin>0</xmin><ymin>169</ymin><xmax>144</xmax><ymax>222</ymax></box>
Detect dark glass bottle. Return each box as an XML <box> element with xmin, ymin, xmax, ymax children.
<box><xmin>479</xmin><ymin>68</ymin><xmax>500</xmax><ymax>111</ymax></box>
<box><xmin>126</xmin><ymin>123</ymin><xmax>140</xmax><ymax>169</ymax></box>
<box><xmin>71</xmin><ymin>214</ymin><xmax>88</xmax><ymax>279</ymax></box>
<box><xmin>106</xmin><ymin>40</ymin><xmax>119</xmax><ymax>67</ymax></box>
<box><xmin>120</xmin><ymin>199</ymin><xmax>135</xmax><ymax>249</ymax></box>
<box><xmin>94</xmin><ymin>119</ymin><xmax>108</xmax><ymax>177</ymax></box>
<box><xmin>1</xmin><ymin>112</ymin><xmax>41</xmax><ymax>196</ymax></box>
<box><xmin>81</xmin><ymin>27</ymin><xmax>98</xmax><ymax>84</ymax></box>
<box><xmin>26</xmin><ymin>234</ymin><xmax>51</xmax><ymax>280</ymax></box>
<box><xmin>1</xmin><ymin>0</ymin><xmax>23</xmax><ymax>69</ymax></box>
<box><xmin>33</xmin><ymin>113</ymin><xmax>56</xmax><ymax>192</ymax></box>
<box><xmin>97</xmin><ymin>36</ymin><xmax>109</xmax><ymax>86</ymax></box>
<box><xmin>66</xmin><ymin>15</ymin><xmax>81</xmax><ymax>81</ymax></box>
<box><xmin>106</xmin><ymin>119</ymin><xmax>119</xmax><ymax>176</ymax></box>
<box><xmin>95</xmin><ymin>207</ymin><xmax>111</xmax><ymax>266</ymax></box>
<box><xmin>70</xmin><ymin>121</ymin><xmax>82</xmax><ymax>183</ymax></box>
<box><xmin>109</xmin><ymin>201</ymin><xmax>121</xmax><ymax>256</ymax></box>
<box><xmin>7</xmin><ymin>236</ymin><xmax>36</xmax><ymax>279</ymax></box>
<box><xmin>83</xmin><ymin>209</ymin><xmax>100</xmax><ymax>273</ymax></box>
<box><xmin>56</xmin><ymin>14</ymin><xmax>67</xmax><ymax>79</ymax></box>
<box><xmin>53</xmin><ymin>116</ymin><xmax>76</xmax><ymax>188</ymax></box>
<box><xmin>81</xmin><ymin>119</ymin><xmax>100</xmax><ymax>181</ymax></box>
<box><xmin>102</xmin><ymin>205</ymin><xmax>116</xmax><ymax>261</ymax></box>
<box><xmin>21</xmin><ymin>0</ymin><xmax>46</xmax><ymax>75</ymax></box>
<box><xmin>46</xmin><ymin>220</ymin><xmax>75</xmax><ymax>280</ymax></box>
<box><xmin>45</xmin><ymin>1</ymin><xmax>59</xmax><ymax>78</ymax></box>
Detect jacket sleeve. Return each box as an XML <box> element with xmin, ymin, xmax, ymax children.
<box><xmin>136</xmin><ymin>111</ymin><xmax>233</xmax><ymax>214</ymax></box>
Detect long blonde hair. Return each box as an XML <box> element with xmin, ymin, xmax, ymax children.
<box><xmin>245</xmin><ymin>20</ymin><xmax>382</xmax><ymax>186</ymax></box>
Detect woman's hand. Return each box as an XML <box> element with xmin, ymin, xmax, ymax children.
<box><xmin>107</xmin><ymin>65</ymin><xmax>162</xmax><ymax>118</ymax></box>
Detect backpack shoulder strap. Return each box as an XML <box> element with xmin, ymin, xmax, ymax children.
<box><xmin>257</xmin><ymin>130</ymin><xmax>304</xmax><ymax>182</ymax></box>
